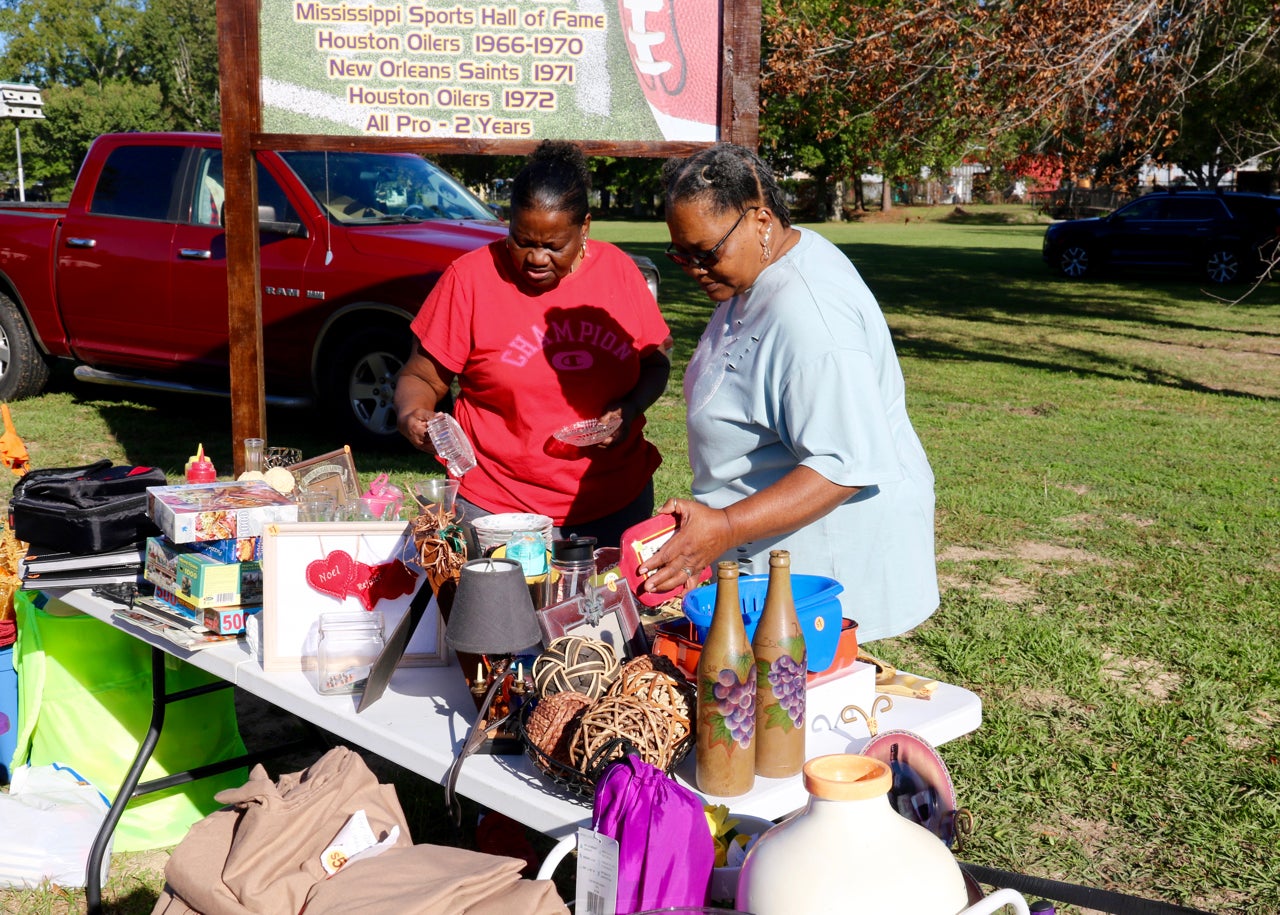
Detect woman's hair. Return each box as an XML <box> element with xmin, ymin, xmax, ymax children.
<box><xmin>511</xmin><ymin>140</ymin><xmax>592</xmax><ymax>224</ymax></box>
<box><xmin>662</xmin><ymin>143</ymin><xmax>791</xmax><ymax>228</ymax></box>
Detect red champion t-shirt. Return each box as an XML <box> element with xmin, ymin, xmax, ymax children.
<box><xmin>410</xmin><ymin>239</ymin><xmax>669</xmax><ymax>525</ymax></box>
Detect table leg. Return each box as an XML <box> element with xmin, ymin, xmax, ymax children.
<box><xmin>83</xmin><ymin>646</ymin><xmax>325</xmax><ymax>914</ymax></box>
<box><xmin>86</xmin><ymin>646</ymin><xmax>168</xmax><ymax>914</ymax></box>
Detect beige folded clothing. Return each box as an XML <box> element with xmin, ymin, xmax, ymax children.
<box><xmin>152</xmin><ymin>746</ymin><xmax>567</xmax><ymax>915</ymax></box>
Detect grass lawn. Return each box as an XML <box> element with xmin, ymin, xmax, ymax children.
<box><xmin>2</xmin><ymin>204</ymin><xmax>1277</xmax><ymax>914</ymax></box>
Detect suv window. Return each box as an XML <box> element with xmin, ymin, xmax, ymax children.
<box><xmin>1166</xmin><ymin>197</ymin><xmax>1226</xmax><ymax>220</ymax></box>
<box><xmin>91</xmin><ymin>146</ymin><xmax>185</xmax><ymax>220</ymax></box>
<box><xmin>1120</xmin><ymin>196</ymin><xmax>1165</xmax><ymax>219</ymax></box>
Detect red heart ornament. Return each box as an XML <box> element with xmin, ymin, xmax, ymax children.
<box><xmin>306</xmin><ymin>550</ymin><xmax>355</xmax><ymax>601</ymax></box>
<box><xmin>351</xmin><ymin>559</ymin><xmax>419</xmax><ymax>611</ymax></box>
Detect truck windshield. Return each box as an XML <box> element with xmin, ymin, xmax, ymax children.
<box><xmin>279</xmin><ymin>151</ymin><xmax>496</xmax><ymax>224</ymax></box>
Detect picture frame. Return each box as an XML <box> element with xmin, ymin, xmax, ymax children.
<box><xmin>286</xmin><ymin>445</ymin><xmax>361</xmax><ymax>507</ymax></box>
<box><xmin>536</xmin><ymin>581</ymin><xmax>648</xmax><ymax>659</ymax></box>
<box><xmin>260</xmin><ymin>520</ymin><xmax>446</xmax><ymax>672</ymax></box>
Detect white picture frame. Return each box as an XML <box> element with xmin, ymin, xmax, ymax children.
<box><xmin>260</xmin><ymin>520</ymin><xmax>446</xmax><ymax>672</ymax></box>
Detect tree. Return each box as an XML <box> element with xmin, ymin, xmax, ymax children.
<box><xmin>0</xmin><ymin>83</ymin><xmax>164</xmax><ymax>195</ymax></box>
<box><xmin>763</xmin><ymin>0</ymin><xmax>1275</xmax><ymax>191</ymax></box>
<box><xmin>1161</xmin><ymin>1</ymin><xmax>1280</xmax><ymax>188</ymax></box>
<box><xmin>0</xmin><ymin>0</ymin><xmax>145</xmax><ymax>89</ymax></box>
<box><xmin>135</xmin><ymin>0</ymin><xmax>220</xmax><ymax>131</ymax></box>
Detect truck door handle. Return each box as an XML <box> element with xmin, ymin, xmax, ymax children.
<box><xmin>178</xmin><ymin>248</ymin><xmax>212</xmax><ymax>260</ymax></box>
<box><xmin>65</xmin><ymin>237</ymin><xmax>96</xmax><ymax>248</ymax></box>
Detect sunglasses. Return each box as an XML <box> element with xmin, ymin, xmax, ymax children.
<box><xmin>666</xmin><ymin>206</ymin><xmax>759</xmax><ymax>269</ymax></box>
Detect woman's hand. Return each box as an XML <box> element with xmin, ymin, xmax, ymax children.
<box><xmin>637</xmin><ymin>498</ymin><xmax>736</xmax><ymax>595</ymax></box>
<box><xmin>394</xmin><ymin>344</ymin><xmax>455</xmax><ymax>453</ymax></box>
<box><xmin>397</xmin><ymin>407</ymin><xmax>439</xmax><ymax>455</ymax></box>
<box><xmin>594</xmin><ymin>400</ymin><xmax>636</xmax><ymax>449</ymax></box>
<box><xmin>594</xmin><ymin>349</ymin><xmax>671</xmax><ymax>449</ymax></box>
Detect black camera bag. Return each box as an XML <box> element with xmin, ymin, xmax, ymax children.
<box><xmin>9</xmin><ymin>459</ymin><xmax>166</xmax><ymax>553</ymax></box>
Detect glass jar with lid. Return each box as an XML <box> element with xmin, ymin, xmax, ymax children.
<box><xmin>316</xmin><ymin>610</ymin><xmax>385</xmax><ymax>695</ymax></box>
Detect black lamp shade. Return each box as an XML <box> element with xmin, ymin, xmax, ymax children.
<box><xmin>445</xmin><ymin>557</ymin><xmax>542</xmax><ymax>654</ymax></box>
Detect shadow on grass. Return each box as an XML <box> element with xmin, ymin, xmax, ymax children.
<box><xmin>56</xmin><ymin>228</ymin><xmax>1280</xmax><ymax>463</ymax></box>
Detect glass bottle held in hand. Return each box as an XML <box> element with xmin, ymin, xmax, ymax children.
<box><xmin>752</xmin><ymin>549</ymin><xmax>806</xmax><ymax>778</ymax></box>
<box><xmin>696</xmin><ymin>560</ymin><xmax>756</xmax><ymax>796</ymax></box>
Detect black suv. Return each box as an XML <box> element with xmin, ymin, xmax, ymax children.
<box><xmin>1043</xmin><ymin>189</ymin><xmax>1280</xmax><ymax>284</ymax></box>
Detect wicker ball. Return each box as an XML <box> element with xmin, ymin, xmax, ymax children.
<box><xmin>524</xmin><ymin>691</ymin><xmax>593</xmax><ymax>769</ymax></box>
<box><xmin>606</xmin><ymin>656</ymin><xmax>695</xmax><ymax>746</ymax></box>
<box><xmin>533</xmin><ymin>636</ymin><xmax>620</xmax><ymax>701</ymax></box>
<box><xmin>570</xmin><ymin>694</ymin><xmax>682</xmax><ymax>774</ymax></box>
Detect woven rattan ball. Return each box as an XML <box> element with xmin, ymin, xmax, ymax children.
<box><xmin>606</xmin><ymin>656</ymin><xmax>695</xmax><ymax>745</ymax></box>
<box><xmin>570</xmin><ymin>694</ymin><xmax>681</xmax><ymax>774</ymax></box>
<box><xmin>524</xmin><ymin>691</ymin><xmax>593</xmax><ymax>768</ymax></box>
<box><xmin>533</xmin><ymin>636</ymin><xmax>620</xmax><ymax>701</ymax></box>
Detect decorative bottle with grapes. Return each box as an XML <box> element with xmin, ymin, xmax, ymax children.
<box><xmin>752</xmin><ymin>549</ymin><xmax>806</xmax><ymax>778</ymax></box>
<box><xmin>696</xmin><ymin>560</ymin><xmax>756</xmax><ymax>796</ymax></box>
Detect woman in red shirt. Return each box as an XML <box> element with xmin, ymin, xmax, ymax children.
<box><xmin>395</xmin><ymin>142</ymin><xmax>671</xmax><ymax>548</ymax></box>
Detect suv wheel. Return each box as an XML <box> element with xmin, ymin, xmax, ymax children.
<box><xmin>1058</xmin><ymin>245</ymin><xmax>1091</xmax><ymax>279</ymax></box>
<box><xmin>1205</xmin><ymin>248</ymin><xmax>1242</xmax><ymax>285</ymax></box>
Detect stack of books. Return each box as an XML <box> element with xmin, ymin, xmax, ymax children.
<box><xmin>19</xmin><ymin>542</ymin><xmax>147</xmax><ymax>590</ymax></box>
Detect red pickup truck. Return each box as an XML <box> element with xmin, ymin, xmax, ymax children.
<box><xmin>0</xmin><ymin>132</ymin><xmax>659</xmax><ymax>445</ymax></box>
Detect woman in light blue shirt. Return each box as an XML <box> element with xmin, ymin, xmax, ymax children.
<box><xmin>640</xmin><ymin>144</ymin><xmax>938</xmax><ymax>642</ymax></box>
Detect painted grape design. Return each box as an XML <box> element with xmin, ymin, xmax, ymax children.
<box><xmin>765</xmin><ymin>652</ymin><xmax>806</xmax><ymax>729</ymax></box>
<box><xmin>711</xmin><ymin>664</ymin><xmax>757</xmax><ymax>748</ymax></box>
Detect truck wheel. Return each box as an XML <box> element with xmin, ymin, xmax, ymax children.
<box><xmin>0</xmin><ymin>293</ymin><xmax>51</xmax><ymax>401</ymax></box>
<box><xmin>322</xmin><ymin>324</ymin><xmax>411</xmax><ymax>448</ymax></box>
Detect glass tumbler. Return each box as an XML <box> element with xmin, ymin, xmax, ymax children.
<box><xmin>243</xmin><ymin>437</ymin><xmax>265</xmax><ymax>474</ymax></box>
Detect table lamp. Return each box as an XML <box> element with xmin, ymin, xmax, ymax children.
<box><xmin>442</xmin><ymin>557</ymin><xmax>543</xmax><ymax>822</ymax></box>
<box><xmin>445</xmin><ymin>557</ymin><xmax>542</xmax><ymax>656</ymax></box>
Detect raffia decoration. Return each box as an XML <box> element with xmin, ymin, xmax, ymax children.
<box><xmin>524</xmin><ymin>690</ymin><xmax>593</xmax><ymax>770</ymax></box>
<box><xmin>0</xmin><ymin>521</ymin><xmax>26</xmax><ymax>622</ymax></box>
<box><xmin>411</xmin><ymin>503</ymin><xmax>466</xmax><ymax>592</ymax></box>
<box><xmin>532</xmin><ymin>636</ymin><xmax>619</xmax><ymax>701</ymax></box>
<box><xmin>606</xmin><ymin>655</ymin><xmax>695</xmax><ymax>746</ymax></box>
<box><xmin>570</xmin><ymin>694</ymin><xmax>682</xmax><ymax>773</ymax></box>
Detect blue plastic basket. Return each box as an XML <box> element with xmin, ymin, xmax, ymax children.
<box><xmin>0</xmin><ymin>644</ymin><xmax>17</xmax><ymax>783</ymax></box>
<box><xmin>681</xmin><ymin>574</ymin><xmax>845</xmax><ymax>672</ymax></box>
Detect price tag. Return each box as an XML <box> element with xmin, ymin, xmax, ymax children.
<box><xmin>574</xmin><ymin>827</ymin><xmax>618</xmax><ymax>915</ymax></box>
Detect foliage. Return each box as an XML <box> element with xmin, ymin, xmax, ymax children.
<box><xmin>0</xmin><ymin>83</ymin><xmax>165</xmax><ymax>194</ymax></box>
<box><xmin>1162</xmin><ymin>0</ymin><xmax>1280</xmax><ymax>186</ymax></box>
<box><xmin>0</xmin><ymin>0</ymin><xmax>145</xmax><ymax>88</ymax></box>
<box><xmin>0</xmin><ymin>0</ymin><xmax>215</xmax><ymax>184</ymax></box>
<box><xmin>763</xmin><ymin>0</ymin><xmax>1279</xmax><ymax>191</ymax></box>
<box><xmin>134</xmin><ymin>0</ymin><xmax>221</xmax><ymax>131</ymax></box>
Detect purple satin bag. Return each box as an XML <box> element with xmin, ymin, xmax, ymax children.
<box><xmin>591</xmin><ymin>755</ymin><xmax>714</xmax><ymax>914</ymax></box>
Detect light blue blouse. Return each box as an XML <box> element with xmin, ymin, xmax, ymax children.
<box><xmin>684</xmin><ymin>228</ymin><xmax>938</xmax><ymax>642</ymax></box>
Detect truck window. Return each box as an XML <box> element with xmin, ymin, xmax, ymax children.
<box><xmin>254</xmin><ymin>161</ymin><xmax>298</xmax><ymax>226</ymax></box>
<box><xmin>189</xmin><ymin>150</ymin><xmax>299</xmax><ymax>228</ymax></box>
<box><xmin>194</xmin><ymin>151</ymin><xmax>225</xmax><ymax>225</ymax></box>
<box><xmin>91</xmin><ymin>146</ymin><xmax>185</xmax><ymax>220</ymax></box>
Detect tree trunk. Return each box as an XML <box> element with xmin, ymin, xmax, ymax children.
<box><xmin>881</xmin><ymin>178</ymin><xmax>894</xmax><ymax>212</ymax></box>
<box><xmin>827</xmin><ymin>179</ymin><xmax>844</xmax><ymax>222</ymax></box>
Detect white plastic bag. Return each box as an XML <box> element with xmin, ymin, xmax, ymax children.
<box><xmin>0</xmin><ymin>763</ymin><xmax>112</xmax><ymax>888</ymax></box>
